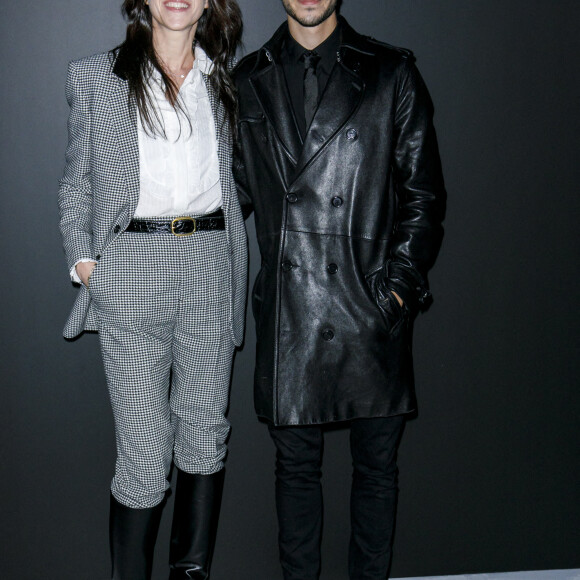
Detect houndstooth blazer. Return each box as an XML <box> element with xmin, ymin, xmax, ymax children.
<box><xmin>58</xmin><ymin>51</ymin><xmax>248</xmax><ymax>344</ymax></box>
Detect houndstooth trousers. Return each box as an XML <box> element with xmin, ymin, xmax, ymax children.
<box><xmin>88</xmin><ymin>225</ymin><xmax>234</xmax><ymax>509</ymax></box>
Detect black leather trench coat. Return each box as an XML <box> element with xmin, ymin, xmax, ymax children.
<box><xmin>234</xmin><ymin>18</ymin><xmax>446</xmax><ymax>426</ymax></box>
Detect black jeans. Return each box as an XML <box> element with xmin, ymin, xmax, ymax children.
<box><xmin>268</xmin><ymin>416</ymin><xmax>405</xmax><ymax>580</ymax></box>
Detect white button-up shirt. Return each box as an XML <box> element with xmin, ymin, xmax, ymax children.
<box><xmin>134</xmin><ymin>46</ymin><xmax>222</xmax><ymax>217</ymax></box>
<box><xmin>72</xmin><ymin>47</ymin><xmax>221</xmax><ymax>282</ymax></box>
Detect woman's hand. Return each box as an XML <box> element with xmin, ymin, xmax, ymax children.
<box><xmin>76</xmin><ymin>261</ymin><xmax>97</xmax><ymax>288</ymax></box>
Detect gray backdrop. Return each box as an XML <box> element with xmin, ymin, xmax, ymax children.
<box><xmin>1</xmin><ymin>1</ymin><xmax>578</xmax><ymax>578</ymax></box>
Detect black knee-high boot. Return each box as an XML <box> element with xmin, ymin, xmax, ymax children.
<box><xmin>109</xmin><ymin>494</ymin><xmax>165</xmax><ymax>580</ymax></box>
<box><xmin>168</xmin><ymin>469</ymin><xmax>225</xmax><ymax>580</ymax></box>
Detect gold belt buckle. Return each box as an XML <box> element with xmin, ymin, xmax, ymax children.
<box><xmin>171</xmin><ymin>216</ymin><xmax>197</xmax><ymax>236</ymax></box>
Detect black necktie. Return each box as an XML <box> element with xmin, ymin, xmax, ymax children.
<box><xmin>301</xmin><ymin>51</ymin><xmax>320</xmax><ymax>129</ymax></box>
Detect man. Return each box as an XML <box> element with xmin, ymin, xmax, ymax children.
<box><xmin>233</xmin><ymin>0</ymin><xmax>445</xmax><ymax>577</ymax></box>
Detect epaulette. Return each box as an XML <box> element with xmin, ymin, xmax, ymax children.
<box><xmin>365</xmin><ymin>36</ymin><xmax>415</xmax><ymax>60</ymax></box>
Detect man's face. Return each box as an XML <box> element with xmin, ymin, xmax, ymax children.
<box><xmin>281</xmin><ymin>0</ymin><xmax>338</xmax><ymax>28</ymax></box>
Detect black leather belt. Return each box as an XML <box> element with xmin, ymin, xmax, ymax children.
<box><xmin>125</xmin><ymin>209</ymin><xmax>225</xmax><ymax>236</ymax></box>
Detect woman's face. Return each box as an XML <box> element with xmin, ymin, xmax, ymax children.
<box><xmin>148</xmin><ymin>0</ymin><xmax>209</xmax><ymax>35</ymax></box>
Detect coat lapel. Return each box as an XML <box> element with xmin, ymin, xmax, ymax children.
<box><xmin>293</xmin><ymin>60</ymin><xmax>364</xmax><ymax>180</ymax></box>
<box><xmin>250</xmin><ymin>64</ymin><xmax>302</xmax><ymax>165</ymax></box>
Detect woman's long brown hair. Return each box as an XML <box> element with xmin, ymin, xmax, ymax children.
<box><xmin>113</xmin><ymin>0</ymin><xmax>242</xmax><ymax>138</ymax></box>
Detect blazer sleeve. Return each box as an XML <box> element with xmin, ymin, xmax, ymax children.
<box><xmin>58</xmin><ymin>60</ymin><xmax>95</xmax><ymax>273</ymax></box>
<box><xmin>384</xmin><ymin>58</ymin><xmax>447</xmax><ymax>311</ymax></box>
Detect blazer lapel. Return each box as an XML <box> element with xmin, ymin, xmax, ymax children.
<box><xmin>202</xmin><ymin>71</ymin><xmax>233</xmax><ymax>212</ymax></box>
<box><xmin>293</xmin><ymin>61</ymin><xmax>364</xmax><ymax>179</ymax></box>
<box><xmin>108</xmin><ymin>75</ymin><xmax>140</xmax><ymax>205</ymax></box>
<box><xmin>202</xmin><ymin>71</ymin><xmax>225</xmax><ymax>141</ymax></box>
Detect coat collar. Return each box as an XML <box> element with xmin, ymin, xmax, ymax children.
<box><xmin>258</xmin><ymin>16</ymin><xmax>378</xmax><ymax>67</ymax></box>
<box><xmin>249</xmin><ymin>16</ymin><xmax>373</xmax><ymax>181</ymax></box>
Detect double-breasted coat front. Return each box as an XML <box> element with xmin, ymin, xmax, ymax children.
<box><xmin>234</xmin><ymin>18</ymin><xmax>446</xmax><ymax>426</ymax></box>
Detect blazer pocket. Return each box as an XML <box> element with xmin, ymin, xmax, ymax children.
<box><xmin>87</xmin><ymin>238</ymin><xmax>118</xmax><ymax>299</ymax></box>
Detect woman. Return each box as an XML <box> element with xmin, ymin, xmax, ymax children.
<box><xmin>58</xmin><ymin>1</ymin><xmax>245</xmax><ymax>578</ymax></box>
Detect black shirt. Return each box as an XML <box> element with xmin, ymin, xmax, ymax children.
<box><xmin>281</xmin><ymin>23</ymin><xmax>341</xmax><ymax>138</ymax></box>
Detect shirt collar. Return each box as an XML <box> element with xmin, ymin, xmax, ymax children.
<box><xmin>284</xmin><ymin>21</ymin><xmax>341</xmax><ymax>74</ymax></box>
<box><xmin>194</xmin><ymin>45</ymin><xmax>213</xmax><ymax>75</ymax></box>
<box><xmin>148</xmin><ymin>45</ymin><xmax>213</xmax><ymax>84</ymax></box>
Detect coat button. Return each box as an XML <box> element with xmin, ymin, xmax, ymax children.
<box><xmin>114</xmin><ymin>225</ymin><xmax>121</xmax><ymax>233</ymax></box>
<box><xmin>346</xmin><ymin>128</ymin><xmax>358</xmax><ymax>141</ymax></box>
<box><xmin>322</xmin><ymin>329</ymin><xmax>335</xmax><ymax>341</ymax></box>
<box><xmin>95</xmin><ymin>254</ymin><xmax>101</xmax><ymax>260</ymax></box>
<box><xmin>327</xmin><ymin>263</ymin><xmax>338</xmax><ymax>274</ymax></box>
<box><xmin>281</xmin><ymin>260</ymin><xmax>293</xmax><ymax>272</ymax></box>
<box><xmin>332</xmin><ymin>196</ymin><xmax>343</xmax><ymax>207</ymax></box>
<box><xmin>286</xmin><ymin>193</ymin><xmax>298</xmax><ymax>203</ymax></box>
